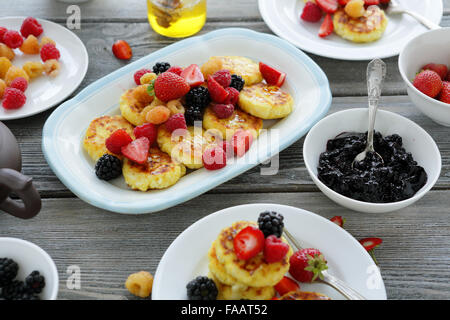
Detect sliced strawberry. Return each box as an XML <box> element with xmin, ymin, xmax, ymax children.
<box><xmin>379</xmin><ymin>0</ymin><xmax>390</xmax><ymax>3</ymax></box>
<box><xmin>359</xmin><ymin>237</ymin><xmax>382</xmax><ymax>264</ymax></box>
<box><xmin>133</xmin><ymin>123</ymin><xmax>157</xmax><ymax>145</ymax></box>
<box><xmin>316</xmin><ymin>0</ymin><xmax>339</xmax><ymax>13</ymax></box>
<box><xmin>112</xmin><ymin>40</ymin><xmax>132</xmax><ymax>60</ymax></box>
<box><xmin>338</xmin><ymin>0</ymin><xmax>351</xmax><ymax>5</ymax></box>
<box><xmin>259</xmin><ymin>62</ymin><xmax>286</xmax><ymax>87</ymax></box>
<box><xmin>121</xmin><ymin>137</ymin><xmax>150</xmax><ymax>164</ymax></box>
<box><xmin>233</xmin><ymin>226</ymin><xmax>265</xmax><ymax>261</ymax></box>
<box><xmin>231</xmin><ymin>130</ymin><xmax>253</xmax><ymax>157</ymax></box>
<box><xmin>274</xmin><ymin>276</ymin><xmax>300</xmax><ymax>296</ymax></box>
<box><xmin>330</xmin><ymin>216</ymin><xmax>345</xmax><ymax>227</ymax></box>
<box><xmin>105</xmin><ymin>129</ymin><xmax>133</xmax><ymax>155</ymax></box>
<box><xmin>319</xmin><ymin>14</ymin><xmax>334</xmax><ymax>38</ymax></box>
<box><xmin>422</xmin><ymin>63</ymin><xmax>448</xmax><ymax>80</ymax></box>
<box><xmin>167</xmin><ymin>66</ymin><xmax>183</xmax><ymax>76</ymax></box>
<box><xmin>180</xmin><ymin>64</ymin><xmax>204</xmax><ymax>87</ymax></box>
<box><xmin>264</xmin><ymin>235</ymin><xmax>289</xmax><ymax>263</ymax></box>
<box><xmin>207</xmin><ymin>75</ymin><xmax>229</xmax><ymax>103</ymax></box>
<box><xmin>364</xmin><ymin>0</ymin><xmax>380</xmax><ymax>5</ymax></box>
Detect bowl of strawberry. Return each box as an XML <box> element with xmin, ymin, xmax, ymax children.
<box><xmin>399</xmin><ymin>28</ymin><xmax>450</xmax><ymax>127</ymax></box>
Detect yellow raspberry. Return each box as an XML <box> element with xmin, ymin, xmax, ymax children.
<box><xmin>43</xmin><ymin>59</ymin><xmax>60</xmax><ymax>78</ymax></box>
<box><xmin>0</xmin><ymin>79</ymin><xmax>6</xmax><ymax>99</ymax></box>
<box><xmin>39</xmin><ymin>36</ymin><xmax>56</xmax><ymax>49</ymax></box>
<box><xmin>5</xmin><ymin>66</ymin><xmax>29</xmax><ymax>86</ymax></box>
<box><xmin>23</xmin><ymin>61</ymin><xmax>44</xmax><ymax>79</ymax></box>
<box><xmin>145</xmin><ymin>105</ymin><xmax>171</xmax><ymax>124</ymax></box>
<box><xmin>140</xmin><ymin>72</ymin><xmax>157</xmax><ymax>85</ymax></box>
<box><xmin>345</xmin><ymin>0</ymin><xmax>365</xmax><ymax>18</ymax></box>
<box><xmin>166</xmin><ymin>99</ymin><xmax>185</xmax><ymax>115</ymax></box>
<box><xmin>0</xmin><ymin>43</ymin><xmax>15</xmax><ymax>61</ymax></box>
<box><xmin>20</xmin><ymin>35</ymin><xmax>40</xmax><ymax>54</ymax></box>
<box><xmin>0</xmin><ymin>57</ymin><xmax>12</xmax><ymax>79</ymax></box>
<box><xmin>125</xmin><ymin>271</ymin><xmax>154</xmax><ymax>298</ymax></box>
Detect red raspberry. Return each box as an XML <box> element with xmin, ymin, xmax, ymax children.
<box><xmin>231</xmin><ymin>130</ymin><xmax>253</xmax><ymax>157</ymax></box>
<box><xmin>20</xmin><ymin>17</ymin><xmax>44</xmax><ymax>38</ymax></box>
<box><xmin>207</xmin><ymin>75</ymin><xmax>229</xmax><ymax>103</ymax></box>
<box><xmin>264</xmin><ymin>235</ymin><xmax>289</xmax><ymax>263</ymax></box>
<box><xmin>9</xmin><ymin>77</ymin><xmax>28</xmax><ymax>92</ymax></box>
<box><xmin>165</xmin><ymin>113</ymin><xmax>187</xmax><ymax>133</ymax></box>
<box><xmin>0</xmin><ymin>27</ymin><xmax>7</xmax><ymax>43</ymax></box>
<box><xmin>40</xmin><ymin>43</ymin><xmax>61</xmax><ymax>62</ymax></box>
<box><xmin>223</xmin><ymin>87</ymin><xmax>240</xmax><ymax>105</ymax></box>
<box><xmin>133</xmin><ymin>68</ymin><xmax>152</xmax><ymax>85</ymax></box>
<box><xmin>2</xmin><ymin>88</ymin><xmax>26</xmax><ymax>110</ymax></box>
<box><xmin>301</xmin><ymin>1</ymin><xmax>323</xmax><ymax>22</ymax></box>
<box><xmin>167</xmin><ymin>66</ymin><xmax>183</xmax><ymax>76</ymax></box>
<box><xmin>220</xmin><ymin>140</ymin><xmax>233</xmax><ymax>158</ymax></box>
<box><xmin>133</xmin><ymin>123</ymin><xmax>157</xmax><ymax>145</ymax></box>
<box><xmin>3</xmin><ymin>30</ymin><xmax>23</xmax><ymax>49</ymax></box>
<box><xmin>211</xmin><ymin>70</ymin><xmax>231</xmax><ymax>88</ymax></box>
<box><xmin>105</xmin><ymin>129</ymin><xmax>133</xmax><ymax>155</ymax></box>
<box><xmin>203</xmin><ymin>146</ymin><xmax>227</xmax><ymax>170</ymax></box>
<box><xmin>212</xmin><ymin>103</ymin><xmax>234</xmax><ymax>119</ymax></box>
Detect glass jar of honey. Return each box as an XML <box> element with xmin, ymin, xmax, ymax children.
<box><xmin>147</xmin><ymin>0</ymin><xmax>207</xmax><ymax>38</ymax></box>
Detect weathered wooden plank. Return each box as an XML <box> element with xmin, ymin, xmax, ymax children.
<box><xmin>0</xmin><ymin>191</ymin><xmax>448</xmax><ymax>300</ymax></box>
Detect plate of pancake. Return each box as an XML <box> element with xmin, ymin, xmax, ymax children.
<box><xmin>42</xmin><ymin>28</ymin><xmax>331</xmax><ymax>214</ymax></box>
<box><xmin>258</xmin><ymin>0</ymin><xmax>443</xmax><ymax>60</ymax></box>
<box><xmin>152</xmin><ymin>204</ymin><xmax>387</xmax><ymax>300</ymax></box>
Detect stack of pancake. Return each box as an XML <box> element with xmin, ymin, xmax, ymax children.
<box><xmin>208</xmin><ymin>221</ymin><xmax>293</xmax><ymax>300</ymax></box>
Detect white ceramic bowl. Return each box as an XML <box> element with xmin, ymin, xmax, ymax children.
<box><xmin>303</xmin><ymin>109</ymin><xmax>441</xmax><ymax>213</ymax></box>
<box><xmin>399</xmin><ymin>28</ymin><xmax>450</xmax><ymax>126</ymax></box>
<box><xmin>0</xmin><ymin>238</ymin><xmax>59</xmax><ymax>300</ymax></box>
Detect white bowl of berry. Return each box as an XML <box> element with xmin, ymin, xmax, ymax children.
<box><xmin>303</xmin><ymin>108</ymin><xmax>441</xmax><ymax>214</ymax></box>
<box><xmin>0</xmin><ymin>238</ymin><xmax>59</xmax><ymax>300</ymax></box>
<box><xmin>399</xmin><ymin>27</ymin><xmax>450</xmax><ymax>126</ymax></box>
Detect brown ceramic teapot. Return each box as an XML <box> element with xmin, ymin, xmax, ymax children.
<box><xmin>0</xmin><ymin>121</ymin><xmax>41</xmax><ymax>219</ymax></box>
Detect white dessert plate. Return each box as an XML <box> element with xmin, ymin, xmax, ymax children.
<box><xmin>0</xmin><ymin>16</ymin><xmax>88</xmax><ymax>120</ymax></box>
<box><xmin>42</xmin><ymin>28</ymin><xmax>331</xmax><ymax>214</ymax></box>
<box><xmin>152</xmin><ymin>203</ymin><xmax>387</xmax><ymax>300</ymax></box>
<box><xmin>258</xmin><ymin>0</ymin><xmax>443</xmax><ymax>60</ymax></box>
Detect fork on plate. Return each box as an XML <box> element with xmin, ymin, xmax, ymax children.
<box><xmin>385</xmin><ymin>0</ymin><xmax>441</xmax><ymax>30</ymax></box>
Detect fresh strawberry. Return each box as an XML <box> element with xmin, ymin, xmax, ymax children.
<box><xmin>413</xmin><ymin>70</ymin><xmax>443</xmax><ymax>98</ymax></box>
<box><xmin>112</xmin><ymin>40</ymin><xmax>132</xmax><ymax>60</ymax></box>
<box><xmin>364</xmin><ymin>0</ymin><xmax>380</xmax><ymax>5</ymax></box>
<box><xmin>379</xmin><ymin>0</ymin><xmax>390</xmax><ymax>3</ymax></box>
<box><xmin>153</xmin><ymin>72</ymin><xmax>190</xmax><ymax>102</ymax></box>
<box><xmin>233</xmin><ymin>226</ymin><xmax>265</xmax><ymax>261</ymax></box>
<box><xmin>274</xmin><ymin>276</ymin><xmax>300</xmax><ymax>296</ymax></box>
<box><xmin>338</xmin><ymin>0</ymin><xmax>351</xmax><ymax>5</ymax></box>
<box><xmin>318</xmin><ymin>14</ymin><xmax>334</xmax><ymax>38</ymax></box>
<box><xmin>439</xmin><ymin>81</ymin><xmax>450</xmax><ymax>104</ymax></box>
<box><xmin>105</xmin><ymin>129</ymin><xmax>133</xmax><ymax>155</ymax></box>
<box><xmin>289</xmin><ymin>248</ymin><xmax>328</xmax><ymax>283</ymax></box>
<box><xmin>223</xmin><ymin>87</ymin><xmax>240</xmax><ymax>105</ymax></box>
<box><xmin>359</xmin><ymin>237</ymin><xmax>382</xmax><ymax>264</ymax></box>
<box><xmin>121</xmin><ymin>137</ymin><xmax>150</xmax><ymax>164</ymax></box>
<box><xmin>180</xmin><ymin>64</ymin><xmax>204</xmax><ymax>87</ymax></box>
<box><xmin>211</xmin><ymin>70</ymin><xmax>231</xmax><ymax>88</ymax></box>
<box><xmin>133</xmin><ymin>123</ymin><xmax>157</xmax><ymax>145</ymax></box>
<box><xmin>207</xmin><ymin>75</ymin><xmax>229</xmax><ymax>103</ymax></box>
<box><xmin>133</xmin><ymin>68</ymin><xmax>152</xmax><ymax>85</ymax></box>
<box><xmin>264</xmin><ymin>235</ymin><xmax>289</xmax><ymax>263</ymax></box>
<box><xmin>330</xmin><ymin>216</ymin><xmax>345</xmax><ymax>227</ymax></box>
<box><xmin>446</xmin><ymin>71</ymin><xmax>450</xmax><ymax>82</ymax></box>
<box><xmin>259</xmin><ymin>62</ymin><xmax>286</xmax><ymax>87</ymax></box>
<box><xmin>422</xmin><ymin>63</ymin><xmax>448</xmax><ymax>80</ymax></box>
<box><xmin>231</xmin><ymin>130</ymin><xmax>253</xmax><ymax>157</ymax></box>
<box><xmin>202</xmin><ymin>146</ymin><xmax>227</xmax><ymax>170</ymax></box>
<box><xmin>316</xmin><ymin>0</ymin><xmax>339</xmax><ymax>13</ymax></box>
<box><xmin>167</xmin><ymin>66</ymin><xmax>183</xmax><ymax>76</ymax></box>
<box><xmin>301</xmin><ymin>1</ymin><xmax>323</xmax><ymax>23</ymax></box>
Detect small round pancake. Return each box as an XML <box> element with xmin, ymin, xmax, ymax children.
<box><xmin>333</xmin><ymin>6</ymin><xmax>388</xmax><ymax>43</ymax></box>
<box><xmin>200</xmin><ymin>56</ymin><xmax>263</xmax><ymax>86</ymax></box>
<box><xmin>122</xmin><ymin>148</ymin><xmax>185</xmax><ymax>191</ymax></box>
<box><xmin>209</xmin><ymin>273</ymin><xmax>275</xmax><ymax>300</ymax></box>
<box><xmin>83</xmin><ymin>115</ymin><xmax>135</xmax><ymax>162</ymax></box>
<box><xmin>119</xmin><ymin>85</ymin><xmax>154</xmax><ymax>126</ymax></box>
<box><xmin>279</xmin><ymin>291</ymin><xmax>331</xmax><ymax>300</ymax></box>
<box><xmin>203</xmin><ymin>105</ymin><xmax>263</xmax><ymax>140</ymax></box>
<box><xmin>157</xmin><ymin>125</ymin><xmax>211</xmax><ymax>169</ymax></box>
<box><xmin>239</xmin><ymin>83</ymin><xmax>294</xmax><ymax>119</ymax></box>
<box><xmin>214</xmin><ymin>221</ymin><xmax>293</xmax><ymax>288</ymax></box>
<box><xmin>208</xmin><ymin>241</ymin><xmax>240</xmax><ymax>286</ymax></box>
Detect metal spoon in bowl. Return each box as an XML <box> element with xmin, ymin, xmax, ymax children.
<box><xmin>352</xmin><ymin>59</ymin><xmax>386</xmax><ymax>168</ymax></box>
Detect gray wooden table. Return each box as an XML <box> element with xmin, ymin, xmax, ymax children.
<box><xmin>1</xmin><ymin>0</ymin><xmax>449</xmax><ymax>300</ymax></box>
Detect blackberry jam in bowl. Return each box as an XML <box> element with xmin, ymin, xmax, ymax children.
<box><xmin>303</xmin><ymin>109</ymin><xmax>441</xmax><ymax>213</ymax></box>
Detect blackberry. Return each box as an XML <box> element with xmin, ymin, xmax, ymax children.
<box><xmin>230</xmin><ymin>74</ymin><xmax>245</xmax><ymax>91</ymax></box>
<box><xmin>25</xmin><ymin>271</ymin><xmax>45</xmax><ymax>294</ymax></box>
<box><xmin>185</xmin><ymin>86</ymin><xmax>211</xmax><ymax>110</ymax></box>
<box><xmin>152</xmin><ymin>62</ymin><xmax>171</xmax><ymax>74</ymax></box>
<box><xmin>1</xmin><ymin>280</ymin><xmax>26</xmax><ymax>300</ymax></box>
<box><xmin>95</xmin><ymin>154</ymin><xmax>122</xmax><ymax>181</ymax></box>
<box><xmin>184</xmin><ymin>106</ymin><xmax>203</xmax><ymax>126</ymax></box>
<box><xmin>0</xmin><ymin>258</ymin><xmax>18</xmax><ymax>287</ymax></box>
<box><xmin>186</xmin><ymin>276</ymin><xmax>218</xmax><ymax>301</ymax></box>
<box><xmin>258</xmin><ymin>211</ymin><xmax>284</xmax><ymax>238</ymax></box>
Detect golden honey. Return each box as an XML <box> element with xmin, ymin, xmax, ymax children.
<box><xmin>147</xmin><ymin>0</ymin><xmax>207</xmax><ymax>38</ymax></box>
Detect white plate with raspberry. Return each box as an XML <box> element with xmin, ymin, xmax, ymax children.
<box><xmin>258</xmin><ymin>0</ymin><xmax>443</xmax><ymax>60</ymax></box>
<box><xmin>0</xmin><ymin>16</ymin><xmax>88</xmax><ymax>120</ymax></box>
<box><xmin>152</xmin><ymin>204</ymin><xmax>387</xmax><ymax>300</ymax></box>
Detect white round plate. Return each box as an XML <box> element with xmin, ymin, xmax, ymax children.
<box><xmin>258</xmin><ymin>0</ymin><xmax>443</xmax><ymax>60</ymax></box>
<box><xmin>0</xmin><ymin>17</ymin><xmax>88</xmax><ymax>120</ymax></box>
<box><xmin>153</xmin><ymin>204</ymin><xmax>387</xmax><ymax>300</ymax></box>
